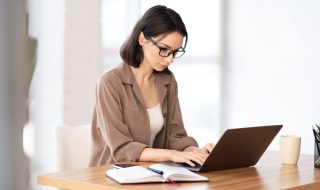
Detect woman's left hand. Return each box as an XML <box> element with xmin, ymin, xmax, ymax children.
<box><xmin>183</xmin><ymin>143</ymin><xmax>215</xmax><ymax>154</ymax></box>
<box><xmin>199</xmin><ymin>143</ymin><xmax>215</xmax><ymax>154</ymax></box>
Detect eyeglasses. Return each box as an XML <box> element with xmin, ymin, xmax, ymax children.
<box><xmin>147</xmin><ymin>37</ymin><xmax>185</xmax><ymax>59</ymax></box>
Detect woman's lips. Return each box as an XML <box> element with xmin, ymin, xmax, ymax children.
<box><xmin>158</xmin><ymin>64</ymin><xmax>168</xmax><ymax>69</ymax></box>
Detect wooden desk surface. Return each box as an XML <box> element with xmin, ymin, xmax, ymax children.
<box><xmin>37</xmin><ymin>151</ymin><xmax>320</xmax><ymax>190</ymax></box>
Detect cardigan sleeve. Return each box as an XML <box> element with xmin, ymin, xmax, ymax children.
<box><xmin>94</xmin><ymin>73</ymin><xmax>147</xmax><ymax>163</ymax></box>
<box><xmin>166</xmin><ymin>74</ymin><xmax>199</xmax><ymax>151</ymax></box>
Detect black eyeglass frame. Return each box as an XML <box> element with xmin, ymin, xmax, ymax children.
<box><xmin>146</xmin><ymin>37</ymin><xmax>186</xmax><ymax>59</ymax></box>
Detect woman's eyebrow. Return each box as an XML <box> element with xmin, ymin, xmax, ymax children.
<box><xmin>158</xmin><ymin>42</ymin><xmax>172</xmax><ymax>49</ymax></box>
<box><xmin>158</xmin><ymin>42</ymin><xmax>182</xmax><ymax>50</ymax></box>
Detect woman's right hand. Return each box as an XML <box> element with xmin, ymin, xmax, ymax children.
<box><xmin>169</xmin><ymin>149</ymin><xmax>208</xmax><ymax>167</ymax></box>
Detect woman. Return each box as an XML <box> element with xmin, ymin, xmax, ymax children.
<box><xmin>90</xmin><ymin>5</ymin><xmax>214</xmax><ymax>167</ymax></box>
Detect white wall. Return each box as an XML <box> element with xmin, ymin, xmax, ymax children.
<box><xmin>64</xmin><ymin>0</ymin><xmax>102</xmax><ymax>126</ymax></box>
<box><xmin>29</xmin><ymin>0</ymin><xmax>102</xmax><ymax>189</ymax></box>
<box><xmin>222</xmin><ymin>0</ymin><xmax>320</xmax><ymax>154</ymax></box>
<box><xmin>29</xmin><ymin>0</ymin><xmax>65</xmax><ymax>189</ymax></box>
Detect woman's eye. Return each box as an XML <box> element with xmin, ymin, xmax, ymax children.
<box><xmin>160</xmin><ymin>48</ymin><xmax>169</xmax><ymax>52</ymax></box>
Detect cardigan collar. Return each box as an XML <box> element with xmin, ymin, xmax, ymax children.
<box><xmin>115</xmin><ymin>62</ymin><xmax>171</xmax><ymax>108</ymax></box>
<box><xmin>115</xmin><ymin>62</ymin><xmax>171</xmax><ymax>86</ymax></box>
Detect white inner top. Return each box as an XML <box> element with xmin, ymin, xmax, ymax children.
<box><xmin>147</xmin><ymin>103</ymin><xmax>164</xmax><ymax>147</ymax></box>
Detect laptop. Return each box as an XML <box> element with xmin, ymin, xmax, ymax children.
<box><xmin>180</xmin><ymin>125</ymin><xmax>282</xmax><ymax>172</ymax></box>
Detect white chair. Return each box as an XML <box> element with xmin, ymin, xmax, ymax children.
<box><xmin>55</xmin><ymin>124</ymin><xmax>92</xmax><ymax>171</ymax></box>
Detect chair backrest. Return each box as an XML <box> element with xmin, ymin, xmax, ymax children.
<box><xmin>55</xmin><ymin>124</ymin><xmax>92</xmax><ymax>171</ymax></box>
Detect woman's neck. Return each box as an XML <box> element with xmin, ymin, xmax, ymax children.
<box><xmin>130</xmin><ymin>61</ymin><xmax>154</xmax><ymax>84</ymax></box>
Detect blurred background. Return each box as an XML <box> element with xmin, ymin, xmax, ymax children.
<box><xmin>1</xmin><ymin>0</ymin><xmax>320</xmax><ymax>189</ymax></box>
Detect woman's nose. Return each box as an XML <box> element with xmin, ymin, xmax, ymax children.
<box><xmin>164</xmin><ymin>54</ymin><xmax>174</xmax><ymax>65</ymax></box>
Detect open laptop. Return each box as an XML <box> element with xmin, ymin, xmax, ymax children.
<box><xmin>180</xmin><ymin>125</ymin><xmax>282</xmax><ymax>172</ymax></box>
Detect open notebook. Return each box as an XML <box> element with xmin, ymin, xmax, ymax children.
<box><xmin>105</xmin><ymin>163</ymin><xmax>208</xmax><ymax>184</ymax></box>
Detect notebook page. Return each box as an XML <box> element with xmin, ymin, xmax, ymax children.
<box><xmin>149</xmin><ymin>163</ymin><xmax>208</xmax><ymax>181</ymax></box>
<box><xmin>106</xmin><ymin>166</ymin><xmax>163</xmax><ymax>183</ymax></box>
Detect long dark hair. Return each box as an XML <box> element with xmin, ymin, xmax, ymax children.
<box><xmin>120</xmin><ymin>5</ymin><xmax>188</xmax><ymax>68</ymax></box>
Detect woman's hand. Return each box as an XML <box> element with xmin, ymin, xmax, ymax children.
<box><xmin>170</xmin><ymin>149</ymin><xmax>208</xmax><ymax>167</ymax></box>
<box><xmin>199</xmin><ymin>143</ymin><xmax>215</xmax><ymax>154</ymax></box>
<box><xmin>139</xmin><ymin>144</ymin><xmax>214</xmax><ymax>167</ymax></box>
<box><xmin>183</xmin><ymin>143</ymin><xmax>215</xmax><ymax>154</ymax></box>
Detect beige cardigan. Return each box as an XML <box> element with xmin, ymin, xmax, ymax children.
<box><xmin>89</xmin><ymin>63</ymin><xmax>198</xmax><ymax>166</ymax></box>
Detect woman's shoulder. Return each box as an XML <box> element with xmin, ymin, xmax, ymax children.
<box><xmin>153</xmin><ymin>69</ymin><xmax>178</xmax><ymax>93</ymax></box>
<box><xmin>155</xmin><ymin>67</ymin><xmax>177</xmax><ymax>79</ymax></box>
<box><xmin>96</xmin><ymin>63</ymin><xmax>126</xmax><ymax>88</ymax></box>
<box><xmin>98</xmin><ymin>69</ymin><xmax>117</xmax><ymax>85</ymax></box>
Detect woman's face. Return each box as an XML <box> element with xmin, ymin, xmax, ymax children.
<box><xmin>139</xmin><ymin>32</ymin><xmax>184</xmax><ymax>72</ymax></box>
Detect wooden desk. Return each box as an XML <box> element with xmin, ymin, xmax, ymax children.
<box><xmin>37</xmin><ymin>151</ymin><xmax>320</xmax><ymax>190</ymax></box>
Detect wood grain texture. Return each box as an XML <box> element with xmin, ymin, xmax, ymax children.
<box><xmin>37</xmin><ymin>151</ymin><xmax>320</xmax><ymax>190</ymax></box>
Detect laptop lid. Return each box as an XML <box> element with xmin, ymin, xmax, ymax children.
<box><xmin>184</xmin><ymin>125</ymin><xmax>282</xmax><ymax>172</ymax></box>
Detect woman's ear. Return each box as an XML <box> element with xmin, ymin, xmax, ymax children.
<box><xmin>138</xmin><ymin>32</ymin><xmax>147</xmax><ymax>46</ymax></box>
